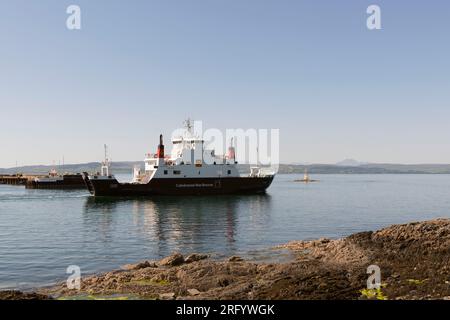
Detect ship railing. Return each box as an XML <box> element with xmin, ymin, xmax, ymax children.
<box><xmin>249</xmin><ymin>167</ymin><xmax>275</xmax><ymax>177</ymax></box>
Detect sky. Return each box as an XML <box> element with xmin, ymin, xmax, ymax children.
<box><xmin>1</xmin><ymin>0</ymin><xmax>450</xmax><ymax>167</ymax></box>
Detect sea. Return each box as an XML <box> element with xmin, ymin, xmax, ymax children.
<box><xmin>1</xmin><ymin>174</ymin><xmax>449</xmax><ymax>290</ymax></box>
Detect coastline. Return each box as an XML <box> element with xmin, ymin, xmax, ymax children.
<box><xmin>1</xmin><ymin>219</ymin><xmax>449</xmax><ymax>300</ymax></box>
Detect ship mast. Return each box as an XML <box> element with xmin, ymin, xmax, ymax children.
<box><xmin>101</xmin><ymin>144</ymin><xmax>111</xmax><ymax>176</ymax></box>
<box><xmin>184</xmin><ymin>118</ymin><xmax>193</xmax><ymax>132</ymax></box>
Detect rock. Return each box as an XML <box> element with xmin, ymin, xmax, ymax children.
<box><xmin>39</xmin><ymin>219</ymin><xmax>450</xmax><ymax>301</ymax></box>
<box><xmin>89</xmin><ymin>277</ymin><xmax>99</xmax><ymax>284</ymax></box>
<box><xmin>185</xmin><ymin>253</ymin><xmax>209</xmax><ymax>263</ymax></box>
<box><xmin>217</xmin><ymin>277</ymin><xmax>231</xmax><ymax>287</ymax></box>
<box><xmin>0</xmin><ymin>290</ymin><xmax>51</xmax><ymax>300</ymax></box>
<box><xmin>122</xmin><ymin>260</ymin><xmax>157</xmax><ymax>270</ymax></box>
<box><xmin>136</xmin><ymin>261</ymin><xmax>157</xmax><ymax>269</ymax></box>
<box><xmin>176</xmin><ymin>269</ymin><xmax>187</xmax><ymax>281</ymax></box>
<box><xmin>159</xmin><ymin>292</ymin><xmax>175</xmax><ymax>300</ymax></box>
<box><xmin>121</xmin><ymin>264</ymin><xmax>134</xmax><ymax>270</ymax></box>
<box><xmin>187</xmin><ymin>288</ymin><xmax>201</xmax><ymax>296</ymax></box>
<box><xmin>228</xmin><ymin>256</ymin><xmax>243</xmax><ymax>262</ymax></box>
<box><xmin>159</xmin><ymin>253</ymin><xmax>185</xmax><ymax>267</ymax></box>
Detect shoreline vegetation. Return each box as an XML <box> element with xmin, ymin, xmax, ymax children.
<box><xmin>1</xmin><ymin>219</ymin><xmax>449</xmax><ymax>300</ymax></box>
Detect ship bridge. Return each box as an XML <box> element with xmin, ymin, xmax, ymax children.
<box><xmin>145</xmin><ymin>120</ymin><xmax>232</xmax><ymax>170</ymax></box>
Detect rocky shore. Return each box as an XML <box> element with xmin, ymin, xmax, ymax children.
<box><xmin>2</xmin><ymin>219</ymin><xmax>449</xmax><ymax>300</ymax></box>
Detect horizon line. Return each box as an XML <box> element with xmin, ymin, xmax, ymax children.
<box><xmin>4</xmin><ymin>161</ymin><xmax>450</xmax><ymax>170</ymax></box>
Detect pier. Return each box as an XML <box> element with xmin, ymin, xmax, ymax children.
<box><xmin>0</xmin><ymin>174</ymin><xmax>85</xmax><ymax>189</ymax></box>
<box><xmin>0</xmin><ymin>175</ymin><xmax>29</xmax><ymax>185</ymax></box>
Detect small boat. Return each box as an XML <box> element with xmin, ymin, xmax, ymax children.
<box><xmin>294</xmin><ymin>168</ymin><xmax>318</xmax><ymax>183</ymax></box>
<box><xmin>25</xmin><ymin>169</ymin><xmax>85</xmax><ymax>189</ymax></box>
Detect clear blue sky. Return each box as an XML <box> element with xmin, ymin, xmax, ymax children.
<box><xmin>1</xmin><ymin>0</ymin><xmax>450</xmax><ymax>167</ymax></box>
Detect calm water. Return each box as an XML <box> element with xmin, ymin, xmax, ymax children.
<box><xmin>1</xmin><ymin>174</ymin><xmax>450</xmax><ymax>290</ymax></box>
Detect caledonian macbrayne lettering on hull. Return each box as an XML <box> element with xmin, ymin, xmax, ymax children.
<box><xmin>83</xmin><ymin>120</ymin><xmax>275</xmax><ymax>197</ymax></box>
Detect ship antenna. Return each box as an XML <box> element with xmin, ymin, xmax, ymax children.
<box><xmin>256</xmin><ymin>147</ymin><xmax>259</xmax><ymax>166</ymax></box>
<box><xmin>184</xmin><ymin>118</ymin><xmax>193</xmax><ymax>134</ymax></box>
<box><xmin>104</xmin><ymin>144</ymin><xmax>107</xmax><ymax>167</ymax></box>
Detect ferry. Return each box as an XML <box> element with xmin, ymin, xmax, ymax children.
<box><xmin>82</xmin><ymin>121</ymin><xmax>275</xmax><ymax>196</ymax></box>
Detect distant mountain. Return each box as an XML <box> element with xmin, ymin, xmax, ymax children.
<box><xmin>335</xmin><ymin>159</ymin><xmax>368</xmax><ymax>167</ymax></box>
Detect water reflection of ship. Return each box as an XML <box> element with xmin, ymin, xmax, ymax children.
<box><xmin>83</xmin><ymin>194</ymin><xmax>272</xmax><ymax>256</ymax></box>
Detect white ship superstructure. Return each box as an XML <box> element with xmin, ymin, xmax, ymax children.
<box><xmin>136</xmin><ymin>120</ymin><xmax>243</xmax><ymax>183</ymax></box>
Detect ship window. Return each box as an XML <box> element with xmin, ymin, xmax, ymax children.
<box><xmin>164</xmin><ymin>170</ymin><xmax>168</xmax><ymax>175</ymax></box>
<box><xmin>174</xmin><ymin>170</ymin><xmax>181</xmax><ymax>175</ymax></box>
<box><xmin>227</xmin><ymin>170</ymin><xmax>231</xmax><ymax>175</ymax></box>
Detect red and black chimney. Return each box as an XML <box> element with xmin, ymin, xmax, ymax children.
<box><xmin>157</xmin><ymin>134</ymin><xmax>164</xmax><ymax>158</ymax></box>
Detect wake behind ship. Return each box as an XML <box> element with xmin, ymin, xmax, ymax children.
<box><xmin>83</xmin><ymin>121</ymin><xmax>275</xmax><ymax>196</ymax></box>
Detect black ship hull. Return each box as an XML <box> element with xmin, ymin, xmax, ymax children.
<box><xmin>25</xmin><ymin>174</ymin><xmax>86</xmax><ymax>189</ymax></box>
<box><xmin>82</xmin><ymin>174</ymin><xmax>274</xmax><ymax>197</ymax></box>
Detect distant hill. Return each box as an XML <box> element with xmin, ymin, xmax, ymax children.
<box><xmin>335</xmin><ymin>159</ymin><xmax>368</xmax><ymax>167</ymax></box>
<box><xmin>2</xmin><ymin>162</ymin><xmax>450</xmax><ymax>175</ymax></box>
<box><xmin>278</xmin><ymin>163</ymin><xmax>450</xmax><ymax>174</ymax></box>
<box><xmin>0</xmin><ymin>162</ymin><xmax>141</xmax><ymax>175</ymax></box>
<box><xmin>359</xmin><ymin>163</ymin><xmax>450</xmax><ymax>174</ymax></box>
